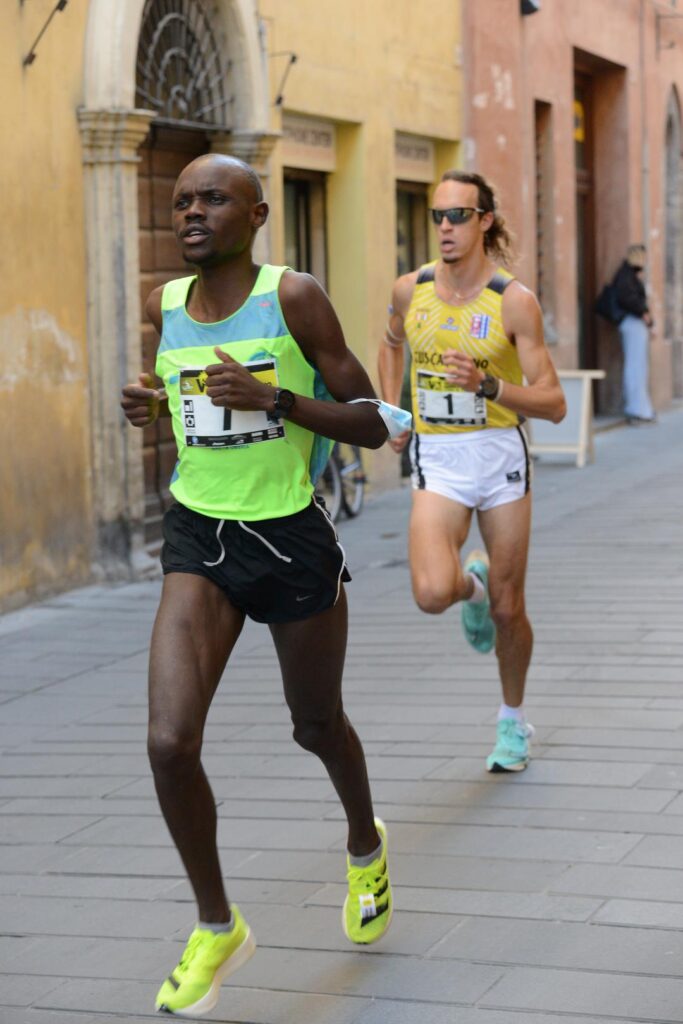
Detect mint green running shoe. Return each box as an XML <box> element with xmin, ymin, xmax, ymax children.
<box><xmin>461</xmin><ymin>549</ymin><xmax>496</xmax><ymax>654</ymax></box>
<box><xmin>155</xmin><ymin>906</ymin><xmax>256</xmax><ymax>1017</ymax></box>
<box><xmin>486</xmin><ymin>718</ymin><xmax>535</xmax><ymax>773</ymax></box>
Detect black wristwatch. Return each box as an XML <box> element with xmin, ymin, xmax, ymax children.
<box><xmin>476</xmin><ymin>374</ymin><xmax>499</xmax><ymax>400</ymax></box>
<box><xmin>272</xmin><ymin>387</ymin><xmax>296</xmax><ymax>418</ymax></box>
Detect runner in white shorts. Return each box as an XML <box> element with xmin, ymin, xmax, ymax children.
<box><xmin>379</xmin><ymin>169</ymin><xmax>566</xmax><ymax>772</ymax></box>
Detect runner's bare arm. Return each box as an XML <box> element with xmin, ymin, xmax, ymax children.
<box><xmin>120</xmin><ymin>287</ymin><xmax>170</xmax><ymax>427</ymax></box>
<box><xmin>443</xmin><ymin>282</ymin><xmax>566</xmax><ymax>423</ymax></box>
<box><xmin>377</xmin><ymin>275</ymin><xmax>414</xmax><ymax>406</ymax></box>
<box><xmin>204</xmin><ymin>271</ymin><xmax>388</xmax><ymax>448</ymax></box>
<box><xmin>377</xmin><ymin>275</ymin><xmax>415</xmax><ymax>452</ymax></box>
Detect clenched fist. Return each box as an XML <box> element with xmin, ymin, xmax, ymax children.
<box><xmin>204</xmin><ymin>347</ymin><xmax>273</xmax><ymax>411</ymax></box>
<box><xmin>121</xmin><ymin>373</ymin><xmax>164</xmax><ymax>427</ymax></box>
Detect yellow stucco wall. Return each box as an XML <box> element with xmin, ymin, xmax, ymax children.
<box><xmin>1</xmin><ymin>0</ymin><xmax>461</xmax><ymax>610</ymax></box>
<box><xmin>262</xmin><ymin>1</ymin><xmax>461</xmax><ymax>354</ymax></box>
<box><xmin>261</xmin><ymin>0</ymin><xmax>461</xmax><ymax>485</ymax></box>
<box><xmin>1</xmin><ymin>2</ymin><xmax>92</xmax><ymax>608</ymax></box>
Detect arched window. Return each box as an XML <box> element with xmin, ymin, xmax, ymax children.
<box><xmin>135</xmin><ymin>0</ymin><xmax>232</xmax><ymax>129</ymax></box>
<box><xmin>664</xmin><ymin>89</ymin><xmax>683</xmax><ymax>341</ymax></box>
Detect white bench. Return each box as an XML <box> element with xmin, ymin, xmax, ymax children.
<box><xmin>527</xmin><ymin>369</ymin><xmax>607</xmax><ymax>469</ymax></box>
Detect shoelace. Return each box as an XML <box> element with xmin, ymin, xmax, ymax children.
<box><xmin>347</xmin><ymin>861</ymin><xmax>385</xmax><ymax>895</ymax></box>
<box><xmin>176</xmin><ymin>932</ymin><xmax>205</xmax><ymax>974</ymax></box>
<box><xmin>500</xmin><ymin>719</ymin><xmax>531</xmax><ymax>736</ymax></box>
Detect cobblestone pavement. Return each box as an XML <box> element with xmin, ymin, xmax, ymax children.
<box><xmin>1</xmin><ymin>407</ymin><xmax>683</xmax><ymax>1024</ymax></box>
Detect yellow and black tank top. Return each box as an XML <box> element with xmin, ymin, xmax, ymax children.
<box><xmin>155</xmin><ymin>264</ymin><xmax>333</xmax><ymax>521</ymax></box>
<box><xmin>405</xmin><ymin>261</ymin><xmax>522</xmax><ymax>433</ymax></box>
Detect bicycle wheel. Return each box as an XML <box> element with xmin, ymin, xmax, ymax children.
<box><xmin>335</xmin><ymin>443</ymin><xmax>365</xmax><ymax>517</ymax></box>
<box><xmin>314</xmin><ymin>454</ymin><xmax>343</xmax><ymax>522</ymax></box>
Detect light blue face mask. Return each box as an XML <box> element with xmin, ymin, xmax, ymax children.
<box><xmin>348</xmin><ymin>399</ymin><xmax>412</xmax><ymax>438</ymax></box>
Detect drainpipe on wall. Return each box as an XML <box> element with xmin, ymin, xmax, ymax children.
<box><xmin>639</xmin><ymin>0</ymin><xmax>650</xmax><ymax>286</ymax></box>
<box><xmin>461</xmin><ymin>0</ymin><xmax>475</xmax><ymax>170</ymax></box>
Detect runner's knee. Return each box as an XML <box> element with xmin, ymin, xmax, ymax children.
<box><xmin>413</xmin><ymin>578</ymin><xmax>464</xmax><ymax>614</ymax></box>
<box><xmin>148</xmin><ymin>723</ymin><xmax>202</xmax><ymax>778</ymax></box>
<box><xmin>489</xmin><ymin>594</ymin><xmax>526</xmax><ymax>632</ymax></box>
<box><xmin>291</xmin><ymin>711</ymin><xmax>344</xmax><ymax>756</ymax></box>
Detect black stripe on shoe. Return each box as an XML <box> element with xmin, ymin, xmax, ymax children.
<box><xmin>360</xmin><ymin>900</ymin><xmax>390</xmax><ymax>927</ymax></box>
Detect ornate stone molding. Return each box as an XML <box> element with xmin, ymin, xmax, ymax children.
<box><xmin>77</xmin><ymin>106</ymin><xmax>155</xmax><ymax>577</ymax></box>
<box><xmin>211</xmin><ymin>129</ymin><xmax>282</xmax><ymax>173</ymax></box>
<box><xmin>78</xmin><ymin>1</ymin><xmax>274</xmax><ymax>577</ymax></box>
<box><xmin>77</xmin><ymin>107</ymin><xmax>156</xmax><ymax>164</ymax></box>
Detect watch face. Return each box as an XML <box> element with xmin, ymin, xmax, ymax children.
<box><xmin>481</xmin><ymin>375</ymin><xmax>497</xmax><ymax>398</ymax></box>
<box><xmin>275</xmin><ymin>388</ymin><xmax>295</xmax><ymax>414</ymax></box>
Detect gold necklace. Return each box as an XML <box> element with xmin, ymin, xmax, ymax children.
<box><xmin>438</xmin><ymin>270</ymin><xmax>488</xmax><ymax>303</ymax></box>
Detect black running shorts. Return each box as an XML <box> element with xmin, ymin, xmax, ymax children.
<box><xmin>160</xmin><ymin>498</ymin><xmax>351</xmax><ymax>624</ymax></box>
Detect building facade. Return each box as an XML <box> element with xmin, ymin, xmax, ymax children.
<box><xmin>1</xmin><ymin>0</ymin><xmax>461</xmax><ymax>610</ymax></box>
<box><xmin>462</xmin><ymin>0</ymin><xmax>683</xmax><ymax>413</ymax></box>
<box><xmin>7</xmin><ymin>0</ymin><xmax>680</xmax><ymax>612</ymax></box>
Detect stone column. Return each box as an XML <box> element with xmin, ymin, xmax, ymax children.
<box><xmin>211</xmin><ymin>130</ymin><xmax>281</xmax><ymax>262</ymax></box>
<box><xmin>77</xmin><ymin>107</ymin><xmax>155</xmax><ymax>577</ymax></box>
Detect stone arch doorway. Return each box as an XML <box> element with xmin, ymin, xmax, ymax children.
<box><xmin>664</xmin><ymin>88</ymin><xmax>683</xmax><ymax>397</ymax></box>
<box><xmin>136</xmin><ymin>0</ymin><xmax>232</xmax><ymax>548</ymax></box>
<box><xmin>79</xmin><ymin>0</ymin><xmax>277</xmax><ymax>572</ymax></box>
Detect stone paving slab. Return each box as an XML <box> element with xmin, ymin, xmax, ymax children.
<box><xmin>481</xmin><ymin>967</ymin><xmax>683</xmax><ymax>1022</ymax></box>
<box><xmin>353</xmin><ymin>1008</ymin><xmax>619</xmax><ymax>1024</ymax></box>
<box><xmin>31</xmin><ymin>981</ymin><xmax>372</xmax><ymax>1024</ymax></box>
<box><xmin>228</xmin><ymin>849</ymin><xmax>570</xmax><ymax>891</ymax></box>
<box><xmin>1</xmin><ymin>975</ymin><xmax>66</xmax><ymax>1011</ymax></box>
<box><xmin>541</xmin><ymin>744</ymin><xmax>683</xmax><ymax>765</ymax></box>
<box><xmin>430</xmin><ymin>914</ymin><xmax>683</xmax><ymax>974</ymax></box>
<box><xmin>306</xmin><ymin>882</ymin><xmax>601</xmax><ymax>922</ymax></box>
<box><xmin>426</xmin><ymin>756</ymin><xmax>653</xmax><ymax>786</ymax></box>
<box><xmin>552</xmin><ymin>863</ymin><xmax>683</xmax><ymax>903</ymax></box>
<box><xmin>2</xmin><ymin>406</ymin><xmax>683</xmax><ymax>1022</ymax></box>
<box><xmin>623</xmin><ymin>834</ymin><xmax>683</xmax><ymax>868</ymax></box>
<box><xmin>225</xmin><ymin>945</ymin><xmax>504</xmax><ymax>1003</ymax></box>
<box><xmin>594</xmin><ymin>897</ymin><xmax>683</xmax><ymax>929</ymax></box>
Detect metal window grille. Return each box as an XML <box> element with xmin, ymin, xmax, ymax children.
<box><xmin>135</xmin><ymin>0</ymin><xmax>232</xmax><ymax>129</ymax></box>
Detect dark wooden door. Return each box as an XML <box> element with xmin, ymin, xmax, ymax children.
<box><xmin>574</xmin><ymin>74</ymin><xmax>597</xmax><ymax>373</ymax></box>
<box><xmin>138</xmin><ymin>125</ymin><xmax>209</xmax><ymax>549</ymax></box>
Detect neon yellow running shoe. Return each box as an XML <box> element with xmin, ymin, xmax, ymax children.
<box><xmin>342</xmin><ymin>818</ymin><xmax>393</xmax><ymax>944</ymax></box>
<box><xmin>155</xmin><ymin>906</ymin><xmax>256</xmax><ymax>1017</ymax></box>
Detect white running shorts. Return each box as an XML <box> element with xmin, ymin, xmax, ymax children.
<box><xmin>410</xmin><ymin>427</ymin><xmax>531</xmax><ymax>511</ymax></box>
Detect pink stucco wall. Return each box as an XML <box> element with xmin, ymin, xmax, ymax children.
<box><xmin>462</xmin><ymin>0</ymin><xmax>683</xmax><ymax>413</ymax></box>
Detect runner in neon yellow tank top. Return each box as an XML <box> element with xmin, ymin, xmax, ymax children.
<box><xmin>379</xmin><ymin>169</ymin><xmax>566</xmax><ymax>774</ymax></box>
<box><xmin>121</xmin><ymin>154</ymin><xmax>396</xmax><ymax>1017</ymax></box>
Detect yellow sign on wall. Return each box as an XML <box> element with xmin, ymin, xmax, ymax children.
<box><xmin>573</xmin><ymin>99</ymin><xmax>585</xmax><ymax>142</ymax></box>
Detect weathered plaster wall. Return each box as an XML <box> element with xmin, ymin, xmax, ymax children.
<box><xmin>1</xmin><ymin>1</ymin><xmax>92</xmax><ymax>608</ymax></box>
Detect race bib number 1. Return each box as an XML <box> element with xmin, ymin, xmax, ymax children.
<box><xmin>417</xmin><ymin>369</ymin><xmax>487</xmax><ymax>426</ymax></box>
<box><xmin>180</xmin><ymin>359</ymin><xmax>285</xmax><ymax>448</ymax></box>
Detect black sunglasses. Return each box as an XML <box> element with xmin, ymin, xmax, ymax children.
<box><xmin>430</xmin><ymin>207</ymin><xmax>485</xmax><ymax>226</ymax></box>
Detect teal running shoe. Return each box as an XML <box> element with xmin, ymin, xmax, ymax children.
<box><xmin>461</xmin><ymin>550</ymin><xmax>495</xmax><ymax>654</ymax></box>
<box><xmin>486</xmin><ymin>718</ymin><xmax>535</xmax><ymax>773</ymax></box>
